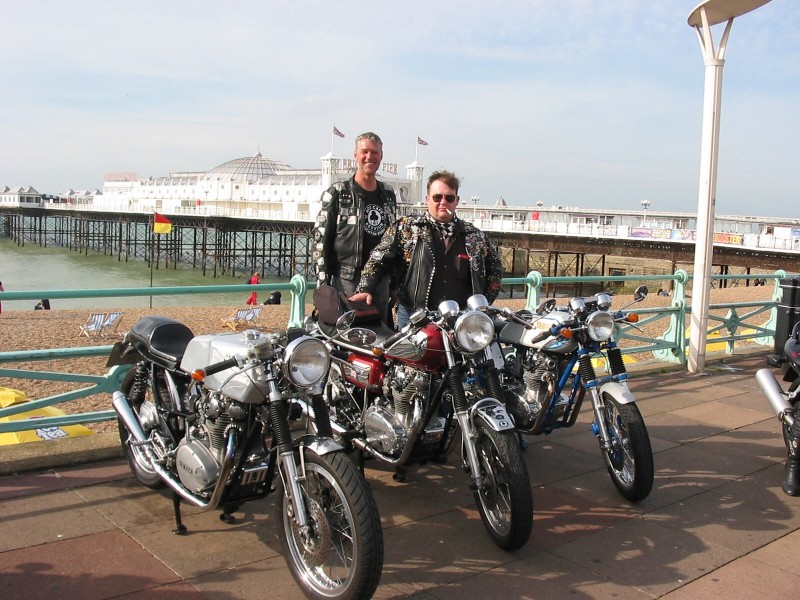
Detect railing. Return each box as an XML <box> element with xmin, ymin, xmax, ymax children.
<box><xmin>0</xmin><ymin>271</ymin><xmax>783</xmax><ymax>436</ymax></box>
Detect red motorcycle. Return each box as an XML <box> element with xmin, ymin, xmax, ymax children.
<box><xmin>301</xmin><ymin>286</ymin><xmax>533</xmax><ymax>551</ymax></box>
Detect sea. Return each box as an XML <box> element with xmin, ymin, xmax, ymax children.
<box><xmin>0</xmin><ymin>238</ymin><xmax>287</xmax><ymax>312</ymax></box>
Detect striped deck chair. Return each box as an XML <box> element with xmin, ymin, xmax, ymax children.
<box><xmin>241</xmin><ymin>306</ymin><xmax>262</xmax><ymax>328</ymax></box>
<box><xmin>80</xmin><ymin>312</ymin><xmax>108</xmax><ymax>338</ymax></box>
<box><xmin>221</xmin><ymin>308</ymin><xmax>251</xmax><ymax>331</ymax></box>
<box><xmin>100</xmin><ymin>311</ymin><xmax>124</xmax><ymax>337</ymax></box>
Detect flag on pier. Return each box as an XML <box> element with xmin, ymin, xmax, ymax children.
<box><xmin>153</xmin><ymin>212</ymin><xmax>172</xmax><ymax>234</ymax></box>
<box><xmin>333</xmin><ymin>126</ymin><xmax>345</xmax><ymax>138</ymax></box>
<box><xmin>417</xmin><ymin>136</ymin><xmax>428</xmax><ymax>146</ymax></box>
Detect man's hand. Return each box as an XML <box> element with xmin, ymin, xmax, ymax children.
<box><xmin>349</xmin><ymin>292</ymin><xmax>373</xmax><ymax>305</ymax></box>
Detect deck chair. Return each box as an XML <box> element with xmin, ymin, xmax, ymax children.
<box><xmin>242</xmin><ymin>306</ymin><xmax>262</xmax><ymax>327</ymax></box>
<box><xmin>100</xmin><ymin>311</ymin><xmax>124</xmax><ymax>337</ymax></box>
<box><xmin>80</xmin><ymin>312</ymin><xmax>108</xmax><ymax>337</ymax></box>
<box><xmin>221</xmin><ymin>308</ymin><xmax>251</xmax><ymax>331</ymax></box>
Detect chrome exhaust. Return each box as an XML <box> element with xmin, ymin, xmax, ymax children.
<box><xmin>755</xmin><ymin>369</ymin><xmax>797</xmax><ymax>427</ymax></box>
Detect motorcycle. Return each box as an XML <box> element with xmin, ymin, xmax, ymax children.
<box><xmin>107</xmin><ymin>316</ymin><xmax>383</xmax><ymax>600</ymax></box>
<box><xmin>491</xmin><ymin>286</ymin><xmax>655</xmax><ymax>502</ymax></box>
<box><xmin>756</xmin><ymin>321</ymin><xmax>800</xmax><ymax>496</ymax></box>
<box><xmin>302</xmin><ymin>286</ymin><xmax>533</xmax><ymax>551</ymax></box>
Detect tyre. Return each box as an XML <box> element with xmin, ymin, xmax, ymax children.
<box><xmin>279</xmin><ymin>450</ymin><xmax>383</xmax><ymax>600</ymax></box>
<box><xmin>599</xmin><ymin>392</ymin><xmax>654</xmax><ymax>502</ymax></box>
<box><xmin>471</xmin><ymin>425</ymin><xmax>533</xmax><ymax>551</ymax></box>
<box><xmin>118</xmin><ymin>365</ymin><xmax>165</xmax><ymax>489</ymax></box>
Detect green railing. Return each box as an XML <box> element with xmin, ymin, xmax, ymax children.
<box><xmin>0</xmin><ymin>271</ymin><xmax>784</xmax><ymax>435</ymax></box>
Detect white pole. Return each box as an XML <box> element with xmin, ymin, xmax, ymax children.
<box><xmin>688</xmin><ymin>8</ymin><xmax>733</xmax><ymax>374</ymax></box>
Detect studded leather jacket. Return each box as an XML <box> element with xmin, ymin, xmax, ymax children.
<box><xmin>358</xmin><ymin>214</ymin><xmax>503</xmax><ymax>309</ymax></box>
<box><xmin>314</xmin><ymin>178</ymin><xmax>397</xmax><ymax>284</ymax></box>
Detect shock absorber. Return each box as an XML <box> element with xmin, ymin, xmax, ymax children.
<box><xmin>607</xmin><ymin>346</ymin><xmax>627</xmax><ymax>377</ymax></box>
<box><xmin>483</xmin><ymin>362</ymin><xmax>504</xmax><ymax>401</ymax></box>
<box><xmin>310</xmin><ymin>394</ymin><xmax>333</xmax><ymax>437</ymax></box>
<box><xmin>129</xmin><ymin>363</ymin><xmax>149</xmax><ymax>404</ymax></box>
<box><xmin>578</xmin><ymin>353</ymin><xmax>597</xmax><ymax>386</ymax></box>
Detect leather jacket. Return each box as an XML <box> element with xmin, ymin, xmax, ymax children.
<box><xmin>358</xmin><ymin>214</ymin><xmax>503</xmax><ymax>309</ymax></box>
<box><xmin>314</xmin><ymin>177</ymin><xmax>397</xmax><ymax>284</ymax></box>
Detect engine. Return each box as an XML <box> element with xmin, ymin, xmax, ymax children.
<box><xmin>361</xmin><ymin>364</ymin><xmax>446</xmax><ymax>457</ymax></box>
<box><xmin>174</xmin><ymin>390</ymin><xmax>249</xmax><ymax>494</ymax></box>
<box><xmin>503</xmin><ymin>349</ymin><xmax>571</xmax><ymax>430</ymax></box>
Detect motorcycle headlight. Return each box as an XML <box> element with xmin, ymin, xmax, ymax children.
<box><xmin>586</xmin><ymin>311</ymin><xmax>615</xmax><ymax>342</ymax></box>
<box><xmin>454</xmin><ymin>310</ymin><xmax>495</xmax><ymax>353</ymax></box>
<box><xmin>283</xmin><ymin>336</ymin><xmax>330</xmax><ymax>388</ymax></box>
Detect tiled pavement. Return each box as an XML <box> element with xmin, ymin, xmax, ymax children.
<box><xmin>2</xmin><ymin>350</ymin><xmax>799</xmax><ymax>599</ymax></box>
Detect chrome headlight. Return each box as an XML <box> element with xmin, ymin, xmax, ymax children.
<box><xmin>283</xmin><ymin>336</ymin><xmax>330</xmax><ymax>388</ymax></box>
<box><xmin>454</xmin><ymin>310</ymin><xmax>495</xmax><ymax>353</ymax></box>
<box><xmin>586</xmin><ymin>311</ymin><xmax>615</xmax><ymax>342</ymax></box>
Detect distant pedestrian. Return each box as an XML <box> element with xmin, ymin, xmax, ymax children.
<box><xmin>0</xmin><ymin>279</ymin><xmax>4</xmax><ymax>314</ymax></box>
<box><xmin>246</xmin><ymin>272</ymin><xmax>261</xmax><ymax>305</ymax></box>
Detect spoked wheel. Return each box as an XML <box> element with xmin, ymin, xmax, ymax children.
<box><xmin>599</xmin><ymin>392</ymin><xmax>654</xmax><ymax>502</ymax></box>
<box><xmin>118</xmin><ymin>366</ymin><xmax>165</xmax><ymax>489</ymax></box>
<box><xmin>279</xmin><ymin>450</ymin><xmax>383</xmax><ymax>600</ymax></box>
<box><xmin>471</xmin><ymin>425</ymin><xmax>533</xmax><ymax>551</ymax></box>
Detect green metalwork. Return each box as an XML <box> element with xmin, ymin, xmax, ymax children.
<box><xmin>0</xmin><ymin>272</ymin><xmax>783</xmax><ymax>435</ymax></box>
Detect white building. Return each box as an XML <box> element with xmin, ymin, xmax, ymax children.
<box><xmin>96</xmin><ymin>150</ymin><xmax>424</xmax><ymax>220</ymax></box>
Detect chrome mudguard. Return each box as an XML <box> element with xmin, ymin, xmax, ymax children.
<box><xmin>469</xmin><ymin>398</ymin><xmax>516</xmax><ymax>432</ymax></box>
<box><xmin>293</xmin><ymin>434</ymin><xmax>344</xmax><ymax>456</ymax></box>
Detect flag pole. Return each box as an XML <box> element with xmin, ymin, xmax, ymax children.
<box><xmin>415</xmin><ymin>135</ymin><xmax>419</xmax><ymax>162</ymax></box>
<box><xmin>149</xmin><ymin>214</ymin><xmax>154</xmax><ymax>308</ymax></box>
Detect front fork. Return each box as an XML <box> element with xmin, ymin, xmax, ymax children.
<box><xmin>267</xmin><ymin>377</ymin><xmax>311</xmax><ymax>529</ymax></box>
<box><xmin>579</xmin><ymin>352</ymin><xmax>615</xmax><ymax>451</ymax></box>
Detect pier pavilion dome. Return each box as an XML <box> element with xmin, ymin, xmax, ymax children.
<box><xmin>204</xmin><ymin>151</ymin><xmax>294</xmax><ymax>182</ymax></box>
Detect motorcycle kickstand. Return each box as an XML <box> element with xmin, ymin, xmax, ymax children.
<box><xmin>393</xmin><ymin>466</ymin><xmax>408</xmax><ymax>483</ymax></box>
<box><xmin>172</xmin><ymin>493</ymin><xmax>187</xmax><ymax>535</ymax></box>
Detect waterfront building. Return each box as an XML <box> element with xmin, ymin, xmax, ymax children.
<box><xmin>94</xmin><ymin>150</ymin><xmax>424</xmax><ymax>220</ymax></box>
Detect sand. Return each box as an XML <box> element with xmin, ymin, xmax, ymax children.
<box><xmin>0</xmin><ymin>284</ymin><xmax>776</xmax><ymax>432</ymax></box>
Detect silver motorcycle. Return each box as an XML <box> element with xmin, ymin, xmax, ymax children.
<box><xmin>490</xmin><ymin>287</ymin><xmax>655</xmax><ymax>502</ymax></box>
<box><xmin>107</xmin><ymin>316</ymin><xmax>383</xmax><ymax>600</ymax></box>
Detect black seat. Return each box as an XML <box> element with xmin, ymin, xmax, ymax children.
<box><xmin>129</xmin><ymin>316</ymin><xmax>194</xmax><ymax>370</ymax></box>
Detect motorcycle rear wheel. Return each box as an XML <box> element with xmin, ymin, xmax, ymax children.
<box><xmin>279</xmin><ymin>450</ymin><xmax>383</xmax><ymax>600</ymax></box>
<box><xmin>118</xmin><ymin>366</ymin><xmax>165</xmax><ymax>490</ymax></box>
<box><xmin>472</xmin><ymin>425</ymin><xmax>533</xmax><ymax>551</ymax></box>
<box><xmin>599</xmin><ymin>393</ymin><xmax>654</xmax><ymax>502</ymax></box>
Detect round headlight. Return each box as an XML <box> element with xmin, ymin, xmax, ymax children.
<box><xmin>283</xmin><ymin>336</ymin><xmax>330</xmax><ymax>387</ymax></box>
<box><xmin>586</xmin><ymin>311</ymin><xmax>615</xmax><ymax>342</ymax></box>
<box><xmin>454</xmin><ymin>311</ymin><xmax>495</xmax><ymax>353</ymax></box>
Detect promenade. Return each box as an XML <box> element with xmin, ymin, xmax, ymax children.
<box><xmin>1</xmin><ymin>350</ymin><xmax>799</xmax><ymax>599</ymax></box>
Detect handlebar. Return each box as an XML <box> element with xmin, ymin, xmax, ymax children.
<box><xmin>203</xmin><ymin>356</ymin><xmax>240</xmax><ymax>376</ymax></box>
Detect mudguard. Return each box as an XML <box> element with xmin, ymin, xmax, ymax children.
<box><xmin>599</xmin><ymin>381</ymin><xmax>636</xmax><ymax>405</ymax></box>
<box><xmin>470</xmin><ymin>398</ymin><xmax>516</xmax><ymax>432</ymax></box>
<box><xmin>293</xmin><ymin>434</ymin><xmax>344</xmax><ymax>456</ymax></box>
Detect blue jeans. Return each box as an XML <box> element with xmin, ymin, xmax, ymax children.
<box><xmin>396</xmin><ymin>304</ymin><xmax>413</xmax><ymax>330</ymax></box>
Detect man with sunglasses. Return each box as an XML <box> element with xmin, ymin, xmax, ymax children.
<box><xmin>314</xmin><ymin>132</ymin><xmax>397</xmax><ymax>323</ymax></box>
<box><xmin>353</xmin><ymin>170</ymin><xmax>502</xmax><ymax>329</ymax></box>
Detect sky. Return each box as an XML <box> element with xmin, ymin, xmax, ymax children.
<box><xmin>1</xmin><ymin>0</ymin><xmax>798</xmax><ymax>219</ymax></box>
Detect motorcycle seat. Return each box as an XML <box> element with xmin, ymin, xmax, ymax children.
<box><xmin>129</xmin><ymin>315</ymin><xmax>194</xmax><ymax>370</ymax></box>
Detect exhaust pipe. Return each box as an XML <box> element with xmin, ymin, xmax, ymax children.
<box><xmin>755</xmin><ymin>369</ymin><xmax>797</xmax><ymax>427</ymax></box>
<box><xmin>112</xmin><ymin>391</ymin><xmax>235</xmax><ymax>510</ymax></box>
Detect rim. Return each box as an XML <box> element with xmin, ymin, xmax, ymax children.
<box><xmin>604</xmin><ymin>404</ymin><xmax>635</xmax><ymax>487</ymax></box>
<box><xmin>283</xmin><ymin>462</ymin><xmax>358</xmax><ymax>596</ymax></box>
<box><xmin>476</xmin><ymin>432</ymin><xmax>513</xmax><ymax>535</ymax></box>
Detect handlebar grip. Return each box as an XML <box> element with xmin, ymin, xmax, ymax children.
<box><xmin>381</xmin><ymin>329</ymin><xmax>410</xmax><ymax>350</ymax></box>
<box><xmin>204</xmin><ymin>356</ymin><xmax>239</xmax><ymax>376</ymax></box>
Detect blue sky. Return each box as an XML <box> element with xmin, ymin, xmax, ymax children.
<box><xmin>1</xmin><ymin>0</ymin><xmax>797</xmax><ymax>218</ymax></box>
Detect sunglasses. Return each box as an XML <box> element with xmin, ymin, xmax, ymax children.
<box><xmin>430</xmin><ymin>193</ymin><xmax>457</xmax><ymax>203</ymax></box>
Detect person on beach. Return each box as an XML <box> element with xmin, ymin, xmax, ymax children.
<box><xmin>0</xmin><ymin>280</ymin><xmax>4</xmax><ymax>314</ymax></box>
<box><xmin>246</xmin><ymin>272</ymin><xmax>260</xmax><ymax>305</ymax></box>
<box><xmin>351</xmin><ymin>170</ymin><xmax>502</xmax><ymax>330</ymax></box>
<box><xmin>314</xmin><ymin>131</ymin><xmax>397</xmax><ymax>324</ymax></box>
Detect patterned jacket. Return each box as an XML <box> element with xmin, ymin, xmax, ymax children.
<box><xmin>358</xmin><ymin>214</ymin><xmax>503</xmax><ymax>309</ymax></box>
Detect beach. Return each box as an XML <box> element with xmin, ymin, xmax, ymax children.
<box><xmin>0</xmin><ymin>284</ymin><xmax>776</xmax><ymax>433</ymax></box>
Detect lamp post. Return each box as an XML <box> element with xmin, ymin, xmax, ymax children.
<box><xmin>686</xmin><ymin>0</ymin><xmax>771</xmax><ymax>374</ymax></box>
<box><xmin>471</xmin><ymin>195</ymin><xmax>480</xmax><ymax>220</ymax></box>
<box><xmin>640</xmin><ymin>199</ymin><xmax>651</xmax><ymax>227</ymax></box>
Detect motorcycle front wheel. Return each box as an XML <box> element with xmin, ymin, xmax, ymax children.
<box><xmin>471</xmin><ymin>425</ymin><xmax>533</xmax><ymax>551</ymax></box>
<box><xmin>599</xmin><ymin>392</ymin><xmax>654</xmax><ymax>502</ymax></box>
<box><xmin>279</xmin><ymin>450</ymin><xmax>383</xmax><ymax>600</ymax></box>
<box><xmin>118</xmin><ymin>366</ymin><xmax>164</xmax><ymax>490</ymax></box>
